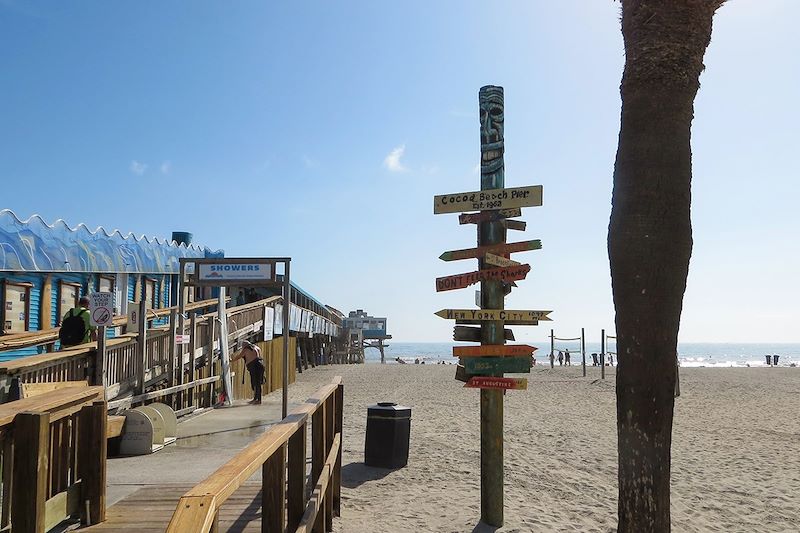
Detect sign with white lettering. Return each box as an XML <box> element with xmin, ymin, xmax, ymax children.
<box><xmin>198</xmin><ymin>263</ymin><xmax>274</xmax><ymax>282</ymax></box>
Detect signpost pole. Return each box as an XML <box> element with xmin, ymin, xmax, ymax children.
<box><xmin>95</xmin><ymin>325</ymin><xmax>106</xmax><ymax>389</ymax></box>
<box><xmin>478</xmin><ymin>85</ymin><xmax>505</xmax><ymax>527</ymax></box>
<box><xmin>282</xmin><ymin>260</ymin><xmax>291</xmax><ymax>419</ymax></box>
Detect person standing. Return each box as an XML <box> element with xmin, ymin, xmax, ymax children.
<box><xmin>236</xmin><ymin>290</ymin><xmax>245</xmax><ymax>306</ymax></box>
<box><xmin>565</xmin><ymin>348</ymin><xmax>571</xmax><ymax>366</ymax></box>
<box><xmin>557</xmin><ymin>351</ymin><xmax>564</xmax><ymax>366</ymax></box>
<box><xmin>59</xmin><ymin>296</ymin><xmax>96</xmax><ymax>348</ymax></box>
<box><xmin>231</xmin><ymin>341</ymin><xmax>265</xmax><ymax>404</ymax></box>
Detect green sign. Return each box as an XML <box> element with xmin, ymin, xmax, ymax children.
<box><xmin>464</xmin><ymin>357</ymin><xmax>531</xmax><ymax>375</ymax></box>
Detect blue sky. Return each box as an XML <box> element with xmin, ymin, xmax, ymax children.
<box><xmin>1</xmin><ymin>1</ymin><xmax>797</xmax><ymax>342</ymax></box>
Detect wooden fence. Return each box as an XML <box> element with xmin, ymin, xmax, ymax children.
<box><xmin>166</xmin><ymin>376</ymin><xmax>343</xmax><ymax>533</ymax></box>
<box><xmin>230</xmin><ymin>338</ymin><xmax>297</xmax><ymax>401</ymax></box>
<box><xmin>0</xmin><ymin>386</ymin><xmax>107</xmax><ymax>533</ymax></box>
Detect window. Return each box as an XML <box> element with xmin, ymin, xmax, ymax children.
<box><xmin>144</xmin><ymin>278</ymin><xmax>156</xmax><ymax>309</ymax></box>
<box><xmin>58</xmin><ymin>281</ymin><xmax>81</xmax><ymax>324</ymax></box>
<box><xmin>378</xmin><ymin>322</ymin><xmax>384</xmax><ymax>330</ymax></box>
<box><xmin>2</xmin><ymin>281</ymin><xmax>32</xmax><ymax>333</ymax></box>
<box><xmin>99</xmin><ymin>276</ymin><xmax>114</xmax><ymax>293</ymax></box>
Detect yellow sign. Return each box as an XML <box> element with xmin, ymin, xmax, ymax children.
<box><xmin>484</xmin><ymin>253</ymin><xmax>520</xmax><ymax>267</ymax></box>
<box><xmin>435</xmin><ymin>309</ymin><xmax>552</xmax><ymax>322</ymax></box>
<box><xmin>434</xmin><ymin>185</ymin><xmax>543</xmax><ymax>214</ymax></box>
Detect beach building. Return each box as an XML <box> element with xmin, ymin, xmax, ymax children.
<box><xmin>343</xmin><ymin>309</ymin><xmax>392</xmax><ymax>363</ymax></box>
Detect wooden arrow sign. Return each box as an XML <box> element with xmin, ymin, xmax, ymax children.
<box><xmin>464</xmin><ymin>376</ymin><xmax>528</xmax><ymax>391</ymax></box>
<box><xmin>435</xmin><ymin>309</ymin><xmax>552</xmax><ymax>322</ymax></box>
<box><xmin>465</xmin><ymin>357</ymin><xmax>531</xmax><ymax>375</ymax></box>
<box><xmin>435</xmin><ymin>264</ymin><xmax>530</xmax><ymax>292</ymax></box>
<box><xmin>434</xmin><ymin>185</ymin><xmax>543</xmax><ymax>214</ymax></box>
<box><xmin>439</xmin><ymin>240</ymin><xmax>541</xmax><ymax>262</ymax></box>
<box><xmin>453</xmin><ymin>326</ymin><xmax>514</xmax><ymax>342</ymax></box>
<box><xmin>458</xmin><ymin>209</ymin><xmax>521</xmax><ymax>225</ymax></box>
<box><xmin>453</xmin><ymin>344</ymin><xmax>536</xmax><ymax>357</ymax></box>
<box><xmin>485</xmin><ymin>253</ymin><xmax>520</xmax><ymax>268</ymax></box>
<box><xmin>504</xmin><ymin>219</ymin><xmax>526</xmax><ymax>231</ymax></box>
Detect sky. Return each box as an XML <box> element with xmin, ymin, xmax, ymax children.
<box><xmin>1</xmin><ymin>1</ymin><xmax>798</xmax><ymax>343</ymax></box>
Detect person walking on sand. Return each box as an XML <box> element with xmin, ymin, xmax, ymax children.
<box><xmin>557</xmin><ymin>351</ymin><xmax>564</xmax><ymax>366</ymax></box>
<box><xmin>231</xmin><ymin>341</ymin><xmax>265</xmax><ymax>404</ymax></box>
<box><xmin>565</xmin><ymin>348</ymin><xmax>571</xmax><ymax>366</ymax></box>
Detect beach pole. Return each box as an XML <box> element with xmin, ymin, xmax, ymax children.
<box><xmin>476</xmin><ymin>85</ymin><xmax>506</xmax><ymax>527</ymax></box>
<box><xmin>601</xmin><ymin>328</ymin><xmax>606</xmax><ymax>380</ymax></box>
<box><xmin>550</xmin><ymin>329</ymin><xmax>555</xmax><ymax>369</ymax></box>
<box><xmin>581</xmin><ymin>327</ymin><xmax>586</xmax><ymax>377</ymax></box>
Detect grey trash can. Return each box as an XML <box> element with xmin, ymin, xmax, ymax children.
<box><xmin>365</xmin><ymin>402</ymin><xmax>411</xmax><ymax>469</ymax></box>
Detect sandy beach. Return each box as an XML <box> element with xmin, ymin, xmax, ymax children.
<box><xmin>284</xmin><ymin>364</ymin><xmax>799</xmax><ymax>532</ymax></box>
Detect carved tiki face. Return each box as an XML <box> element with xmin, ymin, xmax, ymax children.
<box><xmin>479</xmin><ymin>85</ymin><xmax>504</xmax><ymax>152</ymax></box>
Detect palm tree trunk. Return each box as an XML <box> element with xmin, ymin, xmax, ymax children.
<box><xmin>609</xmin><ymin>1</ymin><xmax>724</xmax><ymax>531</ymax></box>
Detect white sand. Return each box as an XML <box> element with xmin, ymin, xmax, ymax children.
<box><xmin>287</xmin><ymin>364</ymin><xmax>799</xmax><ymax>532</ymax></box>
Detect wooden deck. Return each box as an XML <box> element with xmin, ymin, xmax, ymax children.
<box><xmin>82</xmin><ymin>484</ymin><xmax>265</xmax><ymax>532</ymax></box>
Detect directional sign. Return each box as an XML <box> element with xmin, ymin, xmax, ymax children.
<box><xmin>439</xmin><ymin>240</ymin><xmax>541</xmax><ymax>262</ymax></box>
<box><xmin>453</xmin><ymin>326</ymin><xmax>514</xmax><ymax>342</ymax></box>
<box><xmin>434</xmin><ymin>185</ymin><xmax>543</xmax><ymax>214</ymax></box>
<box><xmin>504</xmin><ymin>219</ymin><xmax>526</xmax><ymax>231</ymax></box>
<box><xmin>465</xmin><ymin>357</ymin><xmax>531</xmax><ymax>375</ymax></box>
<box><xmin>453</xmin><ymin>344</ymin><xmax>536</xmax><ymax>357</ymax></box>
<box><xmin>459</xmin><ymin>209</ymin><xmax>522</xmax><ymax>225</ymax></box>
<box><xmin>464</xmin><ymin>376</ymin><xmax>528</xmax><ymax>391</ymax></box>
<box><xmin>435</xmin><ymin>309</ymin><xmax>552</xmax><ymax>322</ymax></box>
<box><xmin>484</xmin><ymin>253</ymin><xmax>520</xmax><ymax>268</ymax></box>
<box><xmin>435</xmin><ymin>264</ymin><xmax>530</xmax><ymax>292</ymax></box>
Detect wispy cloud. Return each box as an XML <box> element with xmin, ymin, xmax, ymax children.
<box><xmin>160</xmin><ymin>161</ymin><xmax>171</xmax><ymax>174</ymax></box>
<box><xmin>383</xmin><ymin>144</ymin><xmax>407</xmax><ymax>172</ymax></box>
<box><xmin>130</xmin><ymin>160</ymin><xmax>148</xmax><ymax>175</ymax></box>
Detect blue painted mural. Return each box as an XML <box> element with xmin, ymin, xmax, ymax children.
<box><xmin>0</xmin><ymin>210</ymin><xmax>219</xmax><ymax>273</ymax></box>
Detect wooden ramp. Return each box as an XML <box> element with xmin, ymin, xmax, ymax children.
<box><xmin>81</xmin><ymin>484</ymin><xmax>264</xmax><ymax>532</ymax></box>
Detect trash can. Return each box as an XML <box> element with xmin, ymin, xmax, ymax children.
<box><xmin>773</xmin><ymin>355</ymin><xmax>780</xmax><ymax>365</ymax></box>
<box><xmin>766</xmin><ymin>355</ymin><xmax>772</xmax><ymax>366</ymax></box>
<box><xmin>365</xmin><ymin>402</ymin><xmax>411</xmax><ymax>469</ymax></box>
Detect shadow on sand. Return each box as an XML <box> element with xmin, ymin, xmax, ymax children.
<box><xmin>341</xmin><ymin>462</ymin><xmax>394</xmax><ymax>489</ymax></box>
<box><xmin>471</xmin><ymin>521</ymin><xmax>500</xmax><ymax>533</ymax></box>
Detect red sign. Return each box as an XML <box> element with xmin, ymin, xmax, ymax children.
<box><xmin>435</xmin><ymin>264</ymin><xmax>531</xmax><ymax>292</ymax></box>
<box><xmin>464</xmin><ymin>377</ymin><xmax>528</xmax><ymax>391</ymax></box>
<box><xmin>453</xmin><ymin>344</ymin><xmax>536</xmax><ymax>357</ymax></box>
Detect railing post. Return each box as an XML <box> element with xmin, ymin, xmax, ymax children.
<box><xmin>12</xmin><ymin>411</ymin><xmax>50</xmax><ymax>533</ymax></box>
<box><xmin>79</xmin><ymin>400</ymin><xmax>107</xmax><ymax>525</ymax></box>
<box><xmin>136</xmin><ymin>299</ymin><xmax>147</xmax><ymax>396</ymax></box>
<box><xmin>189</xmin><ymin>312</ymin><xmax>198</xmax><ymax>410</ymax></box>
<box><xmin>324</xmin><ymin>396</ymin><xmax>335</xmax><ymax>531</ymax></box>
<box><xmin>311</xmin><ymin>401</ymin><xmax>325</xmax><ymax>533</ymax></box>
<box><xmin>206</xmin><ymin>316</ymin><xmax>216</xmax><ymax>408</ymax></box>
<box><xmin>333</xmin><ymin>383</ymin><xmax>343</xmax><ymax>517</ymax></box>
<box><xmin>262</xmin><ymin>444</ymin><xmax>286</xmax><ymax>533</ymax></box>
<box><xmin>94</xmin><ymin>325</ymin><xmax>107</xmax><ymax>388</ymax></box>
<box><xmin>287</xmin><ymin>422</ymin><xmax>307</xmax><ymax>530</ymax></box>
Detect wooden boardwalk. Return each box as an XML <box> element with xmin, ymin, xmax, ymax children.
<box><xmin>82</xmin><ymin>484</ymin><xmax>264</xmax><ymax>532</ymax></box>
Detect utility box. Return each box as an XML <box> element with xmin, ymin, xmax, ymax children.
<box><xmin>364</xmin><ymin>402</ymin><xmax>411</xmax><ymax>469</ymax></box>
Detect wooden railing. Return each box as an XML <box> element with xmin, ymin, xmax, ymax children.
<box><xmin>166</xmin><ymin>376</ymin><xmax>344</xmax><ymax>533</ymax></box>
<box><xmin>0</xmin><ymin>386</ymin><xmax>106</xmax><ymax>533</ymax></box>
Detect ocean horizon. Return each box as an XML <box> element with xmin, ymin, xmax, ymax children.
<box><xmin>372</xmin><ymin>341</ymin><xmax>800</xmax><ymax>368</ymax></box>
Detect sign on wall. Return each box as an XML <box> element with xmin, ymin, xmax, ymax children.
<box><xmin>198</xmin><ymin>263</ymin><xmax>274</xmax><ymax>283</ymax></box>
<box><xmin>89</xmin><ymin>292</ymin><xmax>114</xmax><ymax>327</ymax></box>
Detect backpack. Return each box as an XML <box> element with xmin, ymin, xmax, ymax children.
<box><xmin>59</xmin><ymin>309</ymin><xmax>88</xmax><ymax>346</ymax></box>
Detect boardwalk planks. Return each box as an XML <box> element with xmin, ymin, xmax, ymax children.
<box><xmin>435</xmin><ymin>309</ymin><xmax>551</xmax><ymax>322</ymax></box>
<box><xmin>434</xmin><ymin>185</ymin><xmax>543</xmax><ymax>214</ymax></box>
<box><xmin>464</xmin><ymin>376</ymin><xmax>528</xmax><ymax>390</ymax></box>
<box><xmin>453</xmin><ymin>345</ymin><xmax>536</xmax><ymax>357</ymax></box>
<box><xmin>439</xmin><ymin>240</ymin><xmax>541</xmax><ymax>262</ymax></box>
<box><xmin>435</xmin><ymin>264</ymin><xmax>530</xmax><ymax>292</ymax></box>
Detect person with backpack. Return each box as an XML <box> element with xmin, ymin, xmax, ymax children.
<box><xmin>59</xmin><ymin>296</ymin><xmax>96</xmax><ymax>348</ymax></box>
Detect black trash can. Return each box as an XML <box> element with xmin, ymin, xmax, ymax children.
<box><xmin>773</xmin><ymin>354</ymin><xmax>780</xmax><ymax>365</ymax></box>
<box><xmin>766</xmin><ymin>355</ymin><xmax>772</xmax><ymax>366</ymax></box>
<box><xmin>365</xmin><ymin>402</ymin><xmax>411</xmax><ymax>469</ymax></box>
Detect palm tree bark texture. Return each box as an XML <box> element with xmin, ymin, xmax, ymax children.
<box><xmin>609</xmin><ymin>1</ymin><xmax>725</xmax><ymax>532</ymax></box>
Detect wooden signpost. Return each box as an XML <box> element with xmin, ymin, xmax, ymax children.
<box><xmin>432</xmin><ymin>85</ymin><xmax>550</xmax><ymax>527</ymax></box>
<box><xmin>434</xmin><ymin>185</ymin><xmax>543</xmax><ymax>214</ymax></box>
<box><xmin>484</xmin><ymin>253</ymin><xmax>520</xmax><ymax>268</ymax></box>
<box><xmin>458</xmin><ymin>209</ymin><xmax>521</xmax><ymax>224</ymax></box>
<box><xmin>435</xmin><ymin>309</ymin><xmax>552</xmax><ymax>322</ymax></box>
<box><xmin>439</xmin><ymin>240</ymin><xmax>541</xmax><ymax>262</ymax></box>
<box><xmin>453</xmin><ymin>326</ymin><xmax>514</xmax><ymax>342</ymax></box>
<box><xmin>464</xmin><ymin>376</ymin><xmax>528</xmax><ymax>391</ymax></box>
<box><xmin>465</xmin><ymin>357</ymin><xmax>531</xmax><ymax>375</ymax></box>
<box><xmin>435</xmin><ymin>264</ymin><xmax>530</xmax><ymax>292</ymax></box>
<box><xmin>453</xmin><ymin>344</ymin><xmax>536</xmax><ymax>357</ymax></box>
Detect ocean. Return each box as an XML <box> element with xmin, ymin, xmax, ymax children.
<box><xmin>374</xmin><ymin>342</ymin><xmax>800</xmax><ymax>368</ymax></box>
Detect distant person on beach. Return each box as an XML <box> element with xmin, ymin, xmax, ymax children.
<box><xmin>592</xmin><ymin>353</ymin><xmax>598</xmax><ymax>366</ymax></box>
<box><xmin>549</xmin><ymin>351</ymin><xmax>555</xmax><ymax>367</ymax></box>
<box><xmin>414</xmin><ymin>358</ymin><xmax>420</xmax><ymax>364</ymax></box>
<box><xmin>565</xmin><ymin>349</ymin><xmax>571</xmax><ymax>366</ymax></box>
<box><xmin>395</xmin><ymin>357</ymin><xmax>406</xmax><ymax>364</ymax></box>
<box><xmin>236</xmin><ymin>290</ymin><xmax>245</xmax><ymax>306</ymax></box>
<box><xmin>609</xmin><ymin>354</ymin><xmax>614</xmax><ymax>366</ymax></box>
<box><xmin>557</xmin><ymin>351</ymin><xmax>564</xmax><ymax>366</ymax></box>
<box><xmin>230</xmin><ymin>341</ymin><xmax>264</xmax><ymax>405</ymax></box>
